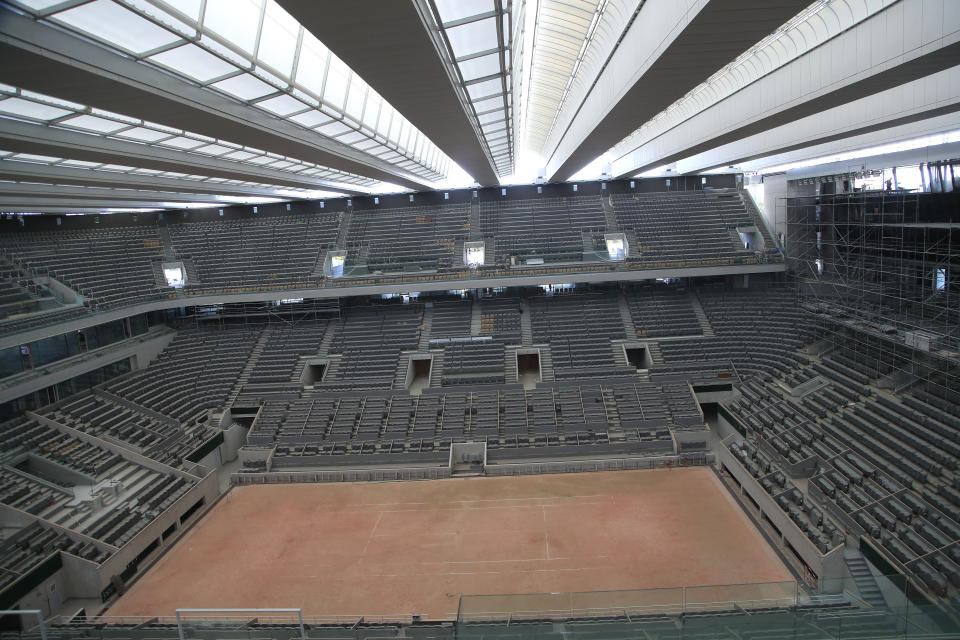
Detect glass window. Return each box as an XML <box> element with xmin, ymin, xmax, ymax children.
<box><xmin>257</xmin><ymin>1</ymin><xmax>299</xmax><ymax>77</ymax></box>
<box><xmin>434</xmin><ymin>0</ymin><xmax>490</xmax><ymax>24</ymax></box>
<box><xmin>0</xmin><ymin>346</ymin><xmax>23</xmax><ymax>377</ymax></box>
<box><xmin>295</xmin><ymin>33</ymin><xmax>329</xmax><ymax>96</ymax></box>
<box><xmin>203</xmin><ymin>0</ymin><xmax>262</xmax><ymax>55</ymax></box>
<box><xmin>344</xmin><ymin>81</ymin><xmax>366</xmax><ymax>121</ymax></box>
<box><xmin>52</xmin><ymin>0</ymin><xmax>181</xmax><ymax>54</ymax></box>
<box><xmin>159</xmin><ymin>0</ymin><xmax>203</xmax><ymax>21</ymax></box>
<box><xmin>323</xmin><ymin>58</ymin><xmax>350</xmax><ymax>110</ymax></box>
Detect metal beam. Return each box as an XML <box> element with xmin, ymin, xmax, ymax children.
<box><xmin>612</xmin><ymin>0</ymin><xmax>960</xmax><ymax>178</ymax></box>
<box><xmin>277</xmin><ymin>0</ymin><xmax>500</xmax><ymax>186</ymax></box>
<box><xmin>0</xmin><ymin>120</ymin><xmax>364</xmax><ymax>195</ymax></box>
<box><xmin>0</xmin><ymin>8</ymin><xmax>432</xmax><ymax>191</ymax></box>
<box><xmin>0</xmin><ymin>182</ymin><xmax>263</xmax><ymax>206</ymax></box>
<box><xmin>544</xmin><ymin>0</ymin><xmax>811</xmax><ymax>182</ymax></box>
<box><xmin>0</xmin><ymin>196</ymin><xmax>222</xmax><ymax>209</ymax></box>
<box><xmin>0</xmin><ymin>162</ymin><xmax>336</xmax><ymax>198</ymax></box>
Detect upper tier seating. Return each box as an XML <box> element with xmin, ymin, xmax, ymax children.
<box><xmin>611</xmin><ymin>189</ymin><xmax>771</xmax><ymax>265</ymax></box>
<box><xmin>346</xmin><ymin>204</ymin><xmax>470</xmax><ymax>272</ymax></box>
<box><xmin>479</xmin><ymin>196</ymin><xmax>606</xmax><ymax>263</ymax></box>
<box><xmin>0</xmin><ymin>227</ymin><xmax>164</xmax><ymax>308</ymax></box>
<box><xmin>169</xmin><ymin>214</ymin><xmax>339</xmax><ymax>289</ymax></box>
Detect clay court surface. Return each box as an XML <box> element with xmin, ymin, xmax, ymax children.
<box><xmin>109</xmin><ymin>468</ymin><xmax>791</xmax><ymax>619</ymax></box>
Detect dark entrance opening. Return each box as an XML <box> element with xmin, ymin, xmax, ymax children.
<box><xmin>624</xmin><ymin>346</ymin><xmax>651</xmax><ymax>369</ymax></box>
<box><xmin>302</xmin><ymin>362</ymin><xmax>326</xmax><ymax>385</ymax></box>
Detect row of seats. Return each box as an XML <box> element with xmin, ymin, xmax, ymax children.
<box><xmin>246</xmin><ymin>377</ymin><xmax>701</xmax><ymax>451</ymax></box>
<box><xmin>724</xmin><ymin>343</ymin><xmax>960</xmax><ymax>600</ymax></box>
<box><xmin>0</xmin><ymin>191</ymin><xmax>781</xmax><ymax>330</ymax></box>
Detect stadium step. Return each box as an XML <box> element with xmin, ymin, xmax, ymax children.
<box><xmin>470</xmin><ymin>298</ymin><xmax>482</xmax><ymax>336</ymax></box>
<box><xmin>538</xmin><ymin>344</ymin><xmax>555</xmax><ymax>382</ymax></box>
<box><xmin>689</xmin><ymin>294</ymin><xmax>716</xmax><ymax>337</ymax></box>
<box><xmin>843</xmin><ymin>550</ymin><xmax>886</xmax><ymax>608</ymax></box>
<box><xmin>335</xmin><ymin>206</ymin><xmax>352</xmax><ymax>248</ymax></box>
<box><xmin>429</xmin><ymin>351</ymin><xmax>444</xmax><ymax>387</ymax></box>
<box><xmin>419</xmin><ymin>305</ymin><xmax>433</xmax><ymax>349</ymax></box>
<box><xmin>646</xmin><ymin>342</ymin><xmax>664</xmax><ymax>365</ymax></box>
<box><xmin>504</xmin><ymin>347</ymin><xmax>519</xmax><ymax>383</ymax></box>
<box><xmin>617</xmin><ymin>295</ymin><xmax>638</xmax><ymax>338</ymax></box>
<box><xmin>156</xmin><ymin>226</ymin><xmax>177</xmax><ymax>261</ymax></box>
<box><xmin>318</xmin><ymin>318</ymin><xmax>337</xmax><ymax>355</ymax></box>
<box><xmin>226</xmin><ymin>326</ymin><xmax>271</xmax><ymax>406</ymax></box>
<box><xmin>520</xmin><ymin>299</ymin><xmax>533</xmax><ymax>344</ymax></box>
<box><xmin>602</xmin><ymin>194</ymin><xmax>619</xmax><ymax>232</ymax></box>
<box><xmin>469</xmin><ymin>199</ymin><xmax>481</xmax><ymax>241</ymax></box>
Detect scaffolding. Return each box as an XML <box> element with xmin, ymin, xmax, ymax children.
<box><xmin>786</xmin><ymin>188</ymin><xmax>959</xmax><ymax>398</ymax></box>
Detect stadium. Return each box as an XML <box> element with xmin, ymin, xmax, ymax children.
<box><xmin>0</xmin><ymin>0</ymin><xmax>958</xmax><ymax>638</ymax></box>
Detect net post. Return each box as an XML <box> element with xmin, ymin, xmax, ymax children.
<box><xmin>297</xmin><ymin>609</ymin><xmax>305</xmax><ymax>640</ymax></box>
<box><xmin>175</xmin><ymin>610</ymin><xmax>184</xmax><ymax>640</ymax></box>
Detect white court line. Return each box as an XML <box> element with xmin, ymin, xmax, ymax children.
<box><xmin>542</xmin><ymin>506</ymin><xmax>550</xmax><ymax>560</ymax></box>
<box><xmin>339</xmin><ymin>500</ymin><xmax>612</xmax><ymax>515</ymax></box>
<box><xmin>360</xmin><ymin>511</ymin><xmax>384</xmax><ymax>555</ymax></box>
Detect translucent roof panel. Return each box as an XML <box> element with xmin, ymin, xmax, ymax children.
<box><xmin>0</xmin><ymin>97</ymin><xmax>72</xmax><ymax>121</ymax></box>
<box><xmin>211</xmin><ymin>74</ymin><xmax>276</xmax><ymax>100</ymax></box>
<box><xmin>21</xmin><ymin>0</ymin><xmax>455</xmax><ymax>184</ymax></box>
<box><xmin>202</xmin><ymin>0</ymin><xmax>262</xmax><ymax>56</ymax></box>
<box><xmin>257</xmin><ymin>1</ymin><xmax>299</xmax><ymax>77</ymax></box>
<box><xmin>434</xmin><ymin>0</ymin><xmax>492</xmax><ymax>24</ymax></box>
<box><xmin>446</xmin><ymin>17</ymin><xmax>499</xmax><ymax>59</ymax></box>
<box><xmin>50</xmin><ymin>0</ymin><xmax>181</xmax><ymax>54</ymax></box>
<box><xmin>148</xmin><ymin>44</ymin><xmax>236</xmax><ymax>82</ymax></box>
<box><xmin>59</xmin><ymin>114</ymin><xmax>129</xmax><ymax>133</ymax></box>
<box><xmin>256</xmin><ymin>94</ymin><xmax>307</xmax><ymax>117</ymax></box>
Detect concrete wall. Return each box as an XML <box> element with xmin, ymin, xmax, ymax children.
<box><xmin>715</xmin><ymin>440</ymin><xmax>846</xmax><ymax>585</ymax></box>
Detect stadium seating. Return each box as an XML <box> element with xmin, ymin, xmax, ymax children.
<box><xmin>0</xmin><ymin>190</ymin><xmax>783</xmax><ymax>332</ymax></box>
<box><xmin>169</xmin><ymin>214</ymin><xmax>339</xmax><ymax>289</ymax></box>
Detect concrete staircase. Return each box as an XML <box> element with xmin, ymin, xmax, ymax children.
<box><xmin>418</xmin><ymin>305</ymin><xmax>434</xmax><ymax>349</ymax></box>
<box><xmin>844</xmin><ymin>550</ymin><xmax>886</xmax><ymax>608</ymax></box>
<box><xmin>537</xmin><ymin>344</ymin><xmax>555</xmax><ymax>382</ymax></box>
<box><xmin>334</xmin><ymin>208</ymin><xmax>352</xmax><ymax>248</ymax></box>
<box><xmin>602</xmin><ymin>194</ymin><xmax>619</xmax><ymax>231</ymax></box>
<box><xmin>618</xmin><ymin>295</ymin><xmax>638</xmax><ymax>338</ymax></box>
<box><xmin>520</xmin><ymin>299</ymin><xmax>533</xmax><ymax>344</ymax></box>
<box><xmin>469</xmin><ymin>199</ymin><xmax>481</xmax><ymax>241</ymax></box>
<box><xmin>601</xmin><ymin>387</ymin><xmax>621</xmax><ymax>429</ymax></box>
<box><xmin>319</xmin><ymin>318</ymin><xmax>337</xmax><ymax>354</ymax></box>
<box><xmin>156</xmin><ymin>226</ymin><xmax>177</xmax><ymax>261</ymax></box>
<box><xmin>226</xmin><ymin>326</ymin><xmax>271</xmax><ymax>405</ymax></box>
<box><xmin>429</xmin><ymin>351</ymin><xmax>444</xmax><ymax>387</ymax></box>
<box><xmin>504</xmin><ymin>348</ymin><xmax>518</xmax><ymax>383</ymax></box>
<box><xmin>646</xmin><ymin>342</ymin><xmax>665</xmax><ymax>365</ymax></box>
<box><xmin>470</xmin><ymin>299</ymin><xmax>482</xmax><ymax>336</ymax></box>
<box><xmin>689</xmin><ymin>294</ymin><xmax>716</xmax><ymax>337</ymax></box>
<box><xmin>393</xmin><ymin>353</ymin><xmax>411</xmax><ymax>390</ymax></box>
